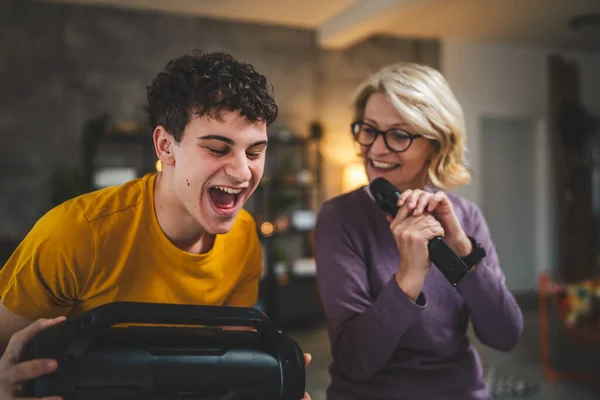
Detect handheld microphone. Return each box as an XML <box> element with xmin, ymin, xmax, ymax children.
<box><xmin>369</xmin><ymin>177</ymin><xmax>469</xmax><ymax>286</ymax></box>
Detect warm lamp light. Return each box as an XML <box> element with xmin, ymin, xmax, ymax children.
<box><xmin>260</xmin><ymin>222</ymin><xmax>274</xmax><ymax>237</ymax></box>
<box><xmin>342</xmin><ymin>162</ymin><xmax>368</xmax><ymax>192</ymax></box>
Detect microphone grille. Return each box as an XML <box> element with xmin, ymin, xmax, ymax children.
<box><xmin>369</xmin><ymin>177</ymin><xmax>401</xmax><ymax>216</ymax></box>
<box><xmin>369</xmin><ymin>177</ymin><xmax>399</xmax><ymax>199</ymax></box>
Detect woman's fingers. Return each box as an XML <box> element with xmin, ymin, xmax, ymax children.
<box><xmin>397</xmin><ymin>189</ymin><xmax>412</xmax><ymax>207</ymax></box>
<box><xmin>413</xmin><ymin>192</ymin><xmax>433</xmax><ymax>216</ymax></box>
<box><xmin>405</xmin><ymin>190</ymin><xmax>422</xmax><ymax>211</ymax></box>
<box><xmin>428</xmin><ymin>191</ymin><xmax>448</xmax><ymax>212</ymax></box>
<box><xmin>424</xmin><ymin>224</ymin><xmax>445</xmax><ymax>239</ymax></box>
<box><xmin>396</xmin><ymin>189</ymin><xmax>439</xmax><ymax>216</ymax></box>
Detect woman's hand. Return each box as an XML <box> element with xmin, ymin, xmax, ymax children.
<box><xmin>0</xmin><ymin>316</ymin><xmax>66</xmax><ymax>400</ymax></box>
<box><xmin>388</xmin><ymin>202</ymin><xmax>445</xmax><ymax>300</ymax></box>
<box><xmin>397</xmin><ymin>189</ymin><xmax>472</xmax><ymax>257</ymax></box>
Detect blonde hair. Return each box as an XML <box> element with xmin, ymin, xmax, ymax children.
<box><xmin>352</xmin><ymin>62</ymin><xmax>471</xmax><ymax>190</ymax></box>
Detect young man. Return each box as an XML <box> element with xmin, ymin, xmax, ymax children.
<box><xmin>0</xmin><ymin>51</ymin><xmax>311</xmax><ymax>399</ymax></box>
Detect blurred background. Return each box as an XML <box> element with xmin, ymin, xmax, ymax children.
<box><xmin>2</xmin><ymin>0</ymin><xmax>600</xmax><ymax>398</ymax></box>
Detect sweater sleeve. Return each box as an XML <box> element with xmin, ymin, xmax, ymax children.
<box><xmin>456</xmin><ymin>203</ymin><xmax>524</xmax><ymax>351</ymax></box>
<box><xmin>314</xmin><ymin>201</ymin><xmax>426</xmax><ymax>382</ymax></box>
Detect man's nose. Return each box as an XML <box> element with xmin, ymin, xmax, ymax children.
<box><xmin>225</xmin><ymin>153</ymin><xmax>252</xmax><ymax>183</ymax></box>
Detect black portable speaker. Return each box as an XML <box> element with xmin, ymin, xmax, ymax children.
<box><xmin>23</xmin><ymin>302</ymin><xmax>306</xmax><ymax>400</ymax></box>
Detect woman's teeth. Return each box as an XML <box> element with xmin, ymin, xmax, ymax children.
<box><xmin>214</xmin><ymin>186</ymin><xmax>243</xmax><ymax>194</ymax></box>
<box><xmin>371</xmin><ymin>160</ymin><xmax>399</xmax><ymax>170</ymax></box>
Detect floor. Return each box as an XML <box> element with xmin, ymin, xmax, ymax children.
<box><xmin>286</xmin><ymin>297</ymin><xmax>600</xmax><ymax>400</ymax></box>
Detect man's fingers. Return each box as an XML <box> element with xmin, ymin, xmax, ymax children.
<box><xmin>4</xmin><ymin>359</ymin><xmax>58</xmax><ymax>384</ymax></box>
<box><xmin>301</xmin><ymin>353</ymin><xmax>312</xmax><ymax>400</ymax></box>
<box><xmin>303</xmin><ymin>353</ymin><xmax>311</xmax><ymax>367</ymax></box>
<box><xmin>5</xmin><ymin>317</ymin><xmax>65</xmax><ymax>362</ymax></box>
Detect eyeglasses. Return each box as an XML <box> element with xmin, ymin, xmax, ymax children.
<box><xmin>351</xmin><ymin>121</ymin><xmax>423</xmax><ymax>153</ymax></box>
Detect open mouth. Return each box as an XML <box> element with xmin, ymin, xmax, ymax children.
<box><xmin>208</xmin><ymin>186</ymin><xmax>246</xmax><ymax>215</ymax></box>
<box><xmin>370</xmin><ymin>159</ymin><xmax>400</xmax><ymax>171</ymax></box>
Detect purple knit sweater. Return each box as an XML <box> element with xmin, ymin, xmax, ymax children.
<box><xmin>314</xmin><ymin>187</ymin><xmax>523</xmax><ymax>400</ymax></box>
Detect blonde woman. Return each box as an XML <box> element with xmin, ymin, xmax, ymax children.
<box><xmin>314</xmin><ymin>63</ymin><xmax>523</xmax><ymax>399</ymax></box>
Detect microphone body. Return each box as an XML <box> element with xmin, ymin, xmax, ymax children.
<box><xmin>369</xmin><ymin>177</ymin><xmax>469</xmax><ymax>286</ymax></box>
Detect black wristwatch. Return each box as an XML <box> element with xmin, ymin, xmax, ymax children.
<box><xmin>461</xmin><ymin>236</ymin><xmax>486</xmax><ymax>268</ymax></box>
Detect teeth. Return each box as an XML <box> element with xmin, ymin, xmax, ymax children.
<box><xmin>372</xmin><ymin>160</ymin><xmax>398</xmax><ymax>169</ymax></box>
<box><xmin>214</xmin><ymin>186</ymin><xmax>243</xmax><ymax>194</ymax></box>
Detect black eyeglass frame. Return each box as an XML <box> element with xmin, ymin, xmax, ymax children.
<box><xmin>351</xmin><ymin>121</ymin><xmax>423</xmax><ymax>153</ymax></box>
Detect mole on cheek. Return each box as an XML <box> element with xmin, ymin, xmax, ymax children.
<box><xmin>186</xmin><ymin>179</ymin><xmax>190</xmax><ymax>186</ymax></box>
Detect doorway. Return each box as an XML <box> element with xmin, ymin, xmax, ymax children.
<box><xmin>481</xmin><ymin>116</ymin><xmax>536</xmax><ymax>293</ymax></box>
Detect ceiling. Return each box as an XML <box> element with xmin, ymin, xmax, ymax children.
<box><xmin>41</xmin><ymin>0</ymin><xmax>600</xmax><ymax>50</ymax></box>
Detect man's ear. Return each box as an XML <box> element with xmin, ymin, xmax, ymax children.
<box><xmin>153</xmin><ymin>126</ymin><xmax>176</xmax><ymax>167</ymax></box>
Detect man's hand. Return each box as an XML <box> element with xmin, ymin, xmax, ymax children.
<box><xmin>301</xmin><ymin>353</ymin><xmax>311</xmax><ymax>400</ymax></box>
<box><xmin>0</xmin><ymin>316</ymin><xmax>65</xmax><ymax>400</ymax></box>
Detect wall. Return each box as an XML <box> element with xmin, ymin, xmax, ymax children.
<box><xmin>1</xmin><ymin>0</ymin><xmax>439</xmax><ymax>239</ymax></box>
<box><xmin>441</xmin><ymin>39</ymin><xmax>600</xmax><ymax>291</ymax></box>
<box><xmin>1</xmin><ymin>0</ymin><xmax>319</xmax><ymax>239</ymax></box>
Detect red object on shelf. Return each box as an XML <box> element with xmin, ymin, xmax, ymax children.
<box><xmin>538</xmin><ymin>272</ymin><xmax>600</xmax><ymax>383</ymax></box>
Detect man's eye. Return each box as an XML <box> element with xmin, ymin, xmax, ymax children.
<box><xmin>247</xmin><ymin>152</ymin><xmax>262</xmax><ymax>159</ymax></box>
<box><xmin>207</xmin><ymin>148</ymin><xmax>228</xmax><ymax>155</ymax></box>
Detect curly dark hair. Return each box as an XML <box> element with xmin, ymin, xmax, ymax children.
<box><xmin>146</xmin><ymin>50</ymin><xmax>278</xmax><ymax>142</ymax></box>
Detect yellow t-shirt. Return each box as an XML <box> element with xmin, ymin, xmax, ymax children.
<box><xmin>0</xmin><ymin>173</ymin><xmax>262</xmax><ymax>320</ymax></box>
